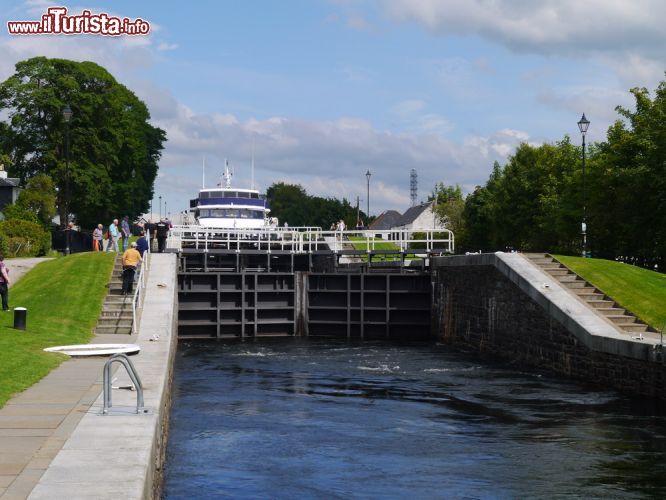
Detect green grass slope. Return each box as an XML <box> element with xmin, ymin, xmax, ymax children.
<box><xmin>0</xmin><ymin>252</ymin><xmax>115</xmax><ymax>408</ymax></box>
<box><xmin>554</xmin><ymin>255</ymin><xmax>666</xmax><ymax>330</ymax></box>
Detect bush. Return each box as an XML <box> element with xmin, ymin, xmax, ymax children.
<box><xmin>0</xmin><ymin>232</ymin><xmax>8</xmax><ymax>257</ymax></box>
<box><xmin>7</xmin><ymin>237</ymin><xmax>33</xmax><ymax>257</ymax></box>
<box><xmin>0</xmin><ymin>219</ymin><xmax>51</xmax><ymax>256</ymax></box>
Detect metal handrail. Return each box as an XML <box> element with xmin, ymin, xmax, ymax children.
<box><xmin>166</xmin><ymin>226</ymin><xmax>455</xmax><ymax>254</ymax></box>
<box><xmin>131</xmin><ymin>230</ymin><xmax>151</xmax><ymax>335</ymax></box>
<box><xmin>102</xmin><ymin>353</ymin><xmax>145</xmax><ymax>414</ymax></box>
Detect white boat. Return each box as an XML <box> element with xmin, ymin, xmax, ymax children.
<box><xmin>190</xmin><ymin>160</ymin><xmax>271</xmax><ymax>229</ymax></box>
<box><xmin>44</xmin><ymin>344</ymin><xmax>141</xmax><ymax>356</ymax></box>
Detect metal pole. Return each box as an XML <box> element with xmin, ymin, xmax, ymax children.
<box><xmin>65</xmin><ymin>121</ymin><xmax>70</xmax><ymax>254</ymax></box>
<box><xmin>582</xmin><ymin>133</ymin><xmax>587</xmax><ymax>257</ymax></box>
<box><xmin>159</xmin><ymin>196</ymin><xmax>162</xmax><ymax>219</ymax></box>
<box><xmin>366</xmin><ymin>170</ymin><xmax>371</xmax><ymax>218</ymax></box>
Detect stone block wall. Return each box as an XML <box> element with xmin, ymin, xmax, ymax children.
<box><xmin>432</xmin><ymin>263</ymin><xmax>666</xmax><ymax>400</ymax></box>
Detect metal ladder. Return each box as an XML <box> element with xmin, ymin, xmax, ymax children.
<box><xmin>102</xmin><ymin>353</ymin><xmax>146</xmax><ymax>414</ymax></box>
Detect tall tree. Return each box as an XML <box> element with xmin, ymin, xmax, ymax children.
<box><xmin>266</xmin><ymin>182</ymin><xmax>360</xmax><ymax>228</ymax></box>
<box><xmin>0</xmin><ymin>57</ymin><xmax>166</xmax><ymax>227</ymax></box>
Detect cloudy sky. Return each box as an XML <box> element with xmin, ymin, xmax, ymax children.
<box><xmin>1</xmin><ymin>0</ymin><xmax>665</xmax><ymax>217</ymax></box>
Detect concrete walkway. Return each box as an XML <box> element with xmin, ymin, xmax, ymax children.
<box><xmin>6</xmin><ymin>259</ymin><xmax>53</xmax><ymax>288</ymax></box>
<box><xmin>0</xmin><ymin>254</ymin><xmax>178</xmax><ymax>499</ymax></box>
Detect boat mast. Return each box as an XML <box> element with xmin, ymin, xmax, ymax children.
<box><xmin>251</xmin><ymin>140</ymin><xmax>255</xmax><ymax>190</ymax></box>
<box><xmin>202</xmin><ymin>155</ymin><xmax>206</xmax><ymax>189</ymax></box>
<box><xmin>223</xmin><ymin>159</ymin><xmax>233</xmax><ymax>188</ymax></box>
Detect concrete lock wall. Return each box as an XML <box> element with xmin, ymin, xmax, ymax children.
<box><xmin>431</xmin><ymin>253</ymin><xmax>666</xmax><ymax>400</ymax></box>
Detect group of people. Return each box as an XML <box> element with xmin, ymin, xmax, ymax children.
<box><xmin>92</xmin><ymin>217</ymin><xmax>132</xmax><ymax>253</ymax></box>
<box><xmin>91</xmin><ymin>217</ymin><xmax>171</xmax><ymax>254</ymax></box>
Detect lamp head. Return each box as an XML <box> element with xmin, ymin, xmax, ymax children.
<box><xmin>577</xmin><ymin>113</ymin><xmax>590</xmax><ymax>135</ymax></box>
<box><xmin>62</xmin><ymin>105</ymin><xmax>73</xmax><ymax>122</ymax></box>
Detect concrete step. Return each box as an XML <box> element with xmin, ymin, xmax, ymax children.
<box><xmin>561</xmin><ymin>280</ymin><xmax>588</xmax><ymax>289</ymax></box>
<box><xmin>594</xmin><ymin>307</ymin><xmax>626</xmax><ymax>315</ymax></box>
<box><xmin>575</xmin><ymin>291</ymin><xmax>605</xmax><ymax>301</ymax></box>
<box><xmin>542</xmin><ymin>268</ymin><xmax>570</xmax><ymax>276</ymax></box>
<box><xmin>605</xmin><ymin>314</ymin><xmax>638</xmax><ymax>325</ymax></box>
<box><xmin>530</xmin><ymin>258</ymin><xmax>555</xmax><ymax>265</ymax></box>
<box><xmin>586</xmin><ymin>299</ymin><xmax>615</xmax><ymax>308</ymax></box>
<box><xmin>105</xmin><ymin>294</ymin><xmax>133</xmax><ymax>302</ymax></box>
<box><xmin>95</xmin><ymin>325</ymin><xmax>132</xmax><ymax>335</ymax></box>
<box><xmin>97</xmin><ymin>319</ymin><xmax>133</xmax><ymax>328</ymax></box>
<box><xmin>618</xmin><ymin>323</ymin><xmax>649</xmax><ymax>333</ymax></box>
<box><xmin>100</xmin><ymin>310</ymin><xmax>133</xmax><ymax>319</ymax></box>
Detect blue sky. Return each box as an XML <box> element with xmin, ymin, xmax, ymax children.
<box><xmin>1</xmin><ymin>0</ymin><xmax>665</xmax><ymax>219</ymax></box>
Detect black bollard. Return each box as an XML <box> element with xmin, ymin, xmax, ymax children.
<box><xmin>14</xmin><ymin>307</ymin><xmax>27</xmax><ymax>330</ymax></box>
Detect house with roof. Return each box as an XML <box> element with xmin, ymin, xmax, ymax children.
<box><xmin>369</xmin><ymin>201</ymin><xmax>447</xmax><ymax>235</ymax></box>
<box><xmin>0</xmin><ymin>164</ymin><xmax>21</xmax><ymax>218</ymax></box>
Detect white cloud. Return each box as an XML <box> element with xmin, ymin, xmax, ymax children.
<box><xmin>142</xmin><ymin>82</ymin><xmax>528</xmax><ymax>214</ymax></box>
<box><xmin>390</xmin><ymin>99</ymin><xmax>452</xmax><ymax>134</ymax></box>
<box><xmin>157</xmin><ymin>41</ymin><xmax>179</xmax><ymax>51</ymax></box>
<box><xmin>384</xmin><ymin>0</ymin><xmax>666</xmax><ymax>58</ymax></box>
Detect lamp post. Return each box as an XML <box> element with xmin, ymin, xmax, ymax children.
<box><xmin>159</xmin><ymin>195</ymin><xmax>162</xmax><ymax>219</ymax></box>
<box><xmin>577</xmin><ymin>113</ymin><xmax>590</xmax><ymax>257</ymax></box>
<box><xmin>62</xmin><ymin>105</ymin><xmax>73</xmax><ymax>254</ymax></box>
<box><xmin>365</xmin><ymin>170</ymin><xmax>371</xmax><ymax>219</ymax></box>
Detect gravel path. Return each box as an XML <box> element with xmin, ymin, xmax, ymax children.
<box><xmin>5</xmin><ymin>257</ymin><xmax>54</xmax><ymax>287</ymax></box>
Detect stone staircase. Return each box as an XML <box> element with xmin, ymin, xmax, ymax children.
<box><xmin>525</xmin><ymin>253</ymin><xmax>654</xmax><ymax>336</ymax></box>
<box><xmin>94</xmin><ymin>255</ymin><xmax>134</xmax><ymax>335</ymax></box>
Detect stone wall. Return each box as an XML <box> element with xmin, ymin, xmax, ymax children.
<box><xmin>432</xmin><ymin>257</ymin><xmax>666</xmax><ymax>400</ymax></box>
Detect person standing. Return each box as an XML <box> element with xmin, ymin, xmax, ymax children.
<box><xmin>0</xmin><ymin>255</ymin><xmax>9</xmax><ymax>311</ymax></box>
<box><xmin>121</xmin><ymin>216</ymin><xmax>131</xmax><ymax>252</ymax></box>
<box><xmin>136</xmin><ymin>231</ymin><xmax>149</xmax><ymax>257</ymax></box>
<box><xmin>92</xmin><ymin>224</ymin><xmax>103</xmax><ymax>252</ymax></box>
<box><xmin>121</xmin><ymin>242</ymin><xmax>142</xmax><ymax>295</ymax></box>
<box><xmin>156</xmin><ymin>218</ymin><xmax>169</xmax><ymax>253</ymax></box>
<box><xmin>107</xmin><ymin>219</ymin><xmax>119</xmax><ymax>252</ymax></box>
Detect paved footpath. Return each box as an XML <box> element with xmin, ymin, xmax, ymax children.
<box><xmin>0</xmin><ymin>253</ymin><xmax>177</xmax><ymax>499</ymax></box>
<box><xmin>0</xmin><ymin>334</ymin><xmax>136</xmax><ymax>499</ymax></box>
<box><xmin>6</xmin><ymin>259</ymin><xmax>53</xmax><ymax>288</ymax></box>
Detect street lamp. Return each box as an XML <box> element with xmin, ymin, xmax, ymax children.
<box><xmin>159</xmin><ymin>195</ymin><xmax>162</xmax><ymax>219</ymax></box>
<box><xmin>62</xmin><ymin>105</ymin><xmax>72</xmax><ymax>254</ymax></box>
<box><xmin>365</xmin><ymin>170</ymin><xmax>371</xmax><ymax>219</ymax></box>
<box><xmin>577</xmin><ymin>113</ymin><xmax>590</xmax><ymax>257</ymax></box>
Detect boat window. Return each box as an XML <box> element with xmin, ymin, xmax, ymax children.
<box><xmin>200</xmin><ymin>192</ymin><xmax>209</xmax><ymax>199</ymax></box>
<box><xmin>223</xmin><ymin>191</ymin><xmax>237</xmax><ymax>198</ymax></box>
<box><xmin>237</xmin><ymin>192</ymin><xmax>250</xmax><ymax>198</ymax></box>
<box><xmin>250</xmin><ymin>193</ymin><xmax>259</xmax><ymax>199</ymax></box>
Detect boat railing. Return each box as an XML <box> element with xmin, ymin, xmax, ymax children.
<box><xmin>166</xmin><ymin>225</ymin><xmax>454</xmax><ymax>254</ymax></box>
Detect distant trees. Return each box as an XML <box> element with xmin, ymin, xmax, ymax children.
<box><xmin>266</xmin><ymin>182</ymin><xmax>362</xmax><ymax>228</ymax></box>
<box><xmin>0</xmin><ymin>57</ymin><xmax>166</xmax><ymax>228</ymax></box>
<box><xmin>458</xmin><ymin>77</ymin><xmax>666</xmax><ymax>269</ymax></box>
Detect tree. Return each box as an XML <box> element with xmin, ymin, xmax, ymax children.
<box><xmin>12</xmin><ymin>174</ymin><xmax>56</xmax><ymax>228</ymax></box>
<box><xmin>430</xmin><ymin>183</ymin><xmax>467</xmax><ymax>247</ymax></box>
<box><xmin>266</xmin><ymin>182</ymin><xmax>360</xmax><ymax>228</ymax></box>
<box><xmin>0</xmin><ymin>57</ymin><xmax>166</xmax><ymax>228</ymax></box>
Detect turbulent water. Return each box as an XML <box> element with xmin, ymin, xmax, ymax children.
<box><xmin>163</xmin><ymin>339</ymin><xmax>666</xmax><ymax>498</ymax></box>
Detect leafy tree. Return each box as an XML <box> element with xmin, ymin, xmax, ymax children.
<box><xmin>266</xmin><ymin>182</ymin><xmax>361</xmax><ymax>229</ymax></box>
<box><xmin>0</xmin><ymin>57</ymin><xmax>166</xmax><ymax>228</ymax></box>
<box><xmin>430</xmin><ymin>183</ymin><xmax>467</xmax><ymax>247</ymax></box>
<box><xmin>13</xmin><ymin>174</ymin><xmax>56</xmax><ymax>228</ymax></box>
<box><xmin>461</xmin><ymin>75</ymin><xmax>666</xmax><ymax>268</ymax></box>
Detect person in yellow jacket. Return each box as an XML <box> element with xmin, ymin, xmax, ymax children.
<box><xmin>121</xmin><ymin>242</ymin><xmax>143</xmax><ymax>295</ymax></box>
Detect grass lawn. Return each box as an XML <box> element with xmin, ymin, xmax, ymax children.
<box><xmin>0</xmin><ymin>252</ymin><xmax>115</xmax><ymax>408</ymax></box>
<box><xmin>347</xmin><ymin>236</ymin><xmax>405</xmax><ymax>261</ymax></box>
<box><xmin>554</xmin><ymin>255</ymin><xmax>666</xmax><ymax>330</ymax></box>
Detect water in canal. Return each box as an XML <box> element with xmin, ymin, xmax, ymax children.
<box><xmin>163</xmin><ymin>339</ymin><xmax>666</xmax><ymax>498</ymax></box>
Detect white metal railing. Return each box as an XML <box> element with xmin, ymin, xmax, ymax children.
<box><xmin>166</xmin><ymin>225</ymin><xmax>454</xmax><ymax>254</ymax></box>
<box><xmin>131</xmin><ymin>230</ymin><xmax>151</xmax><ymax>335</ymax></box>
